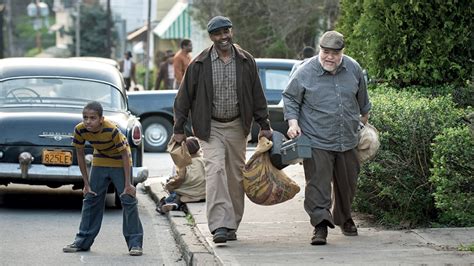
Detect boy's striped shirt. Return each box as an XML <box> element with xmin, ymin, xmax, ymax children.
<box><xmin>72</xmin><ymin>119</ymin><xmax>132</xmax><ymax>167</ymax></box>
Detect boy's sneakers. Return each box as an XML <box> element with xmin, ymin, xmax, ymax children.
<box><xmin>129</xmin><ymin>247</ymin><xmax>143</xmax><ymax>256</ymax></box>
<box><xmin>63</xmin><ymin>243</ymin><xmax>89</xmax><ymax>253</ymax></box>
<box><xmin>160</xmin><ymin>203</ymin><xmax>179</xmax><ymax>213</ymax></box>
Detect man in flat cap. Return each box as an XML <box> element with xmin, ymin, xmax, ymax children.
<box><xmin>173</xmin><ymin>15</ymin><xmax>272</xmax><ymax>244</ymax></box>
<box><xmin>282</xmin><ymin>30</ymin><xmax>371</xmax><ymax>245</ymax></box>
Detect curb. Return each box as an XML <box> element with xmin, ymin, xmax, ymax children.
<box><xmin>143</xmin><ymin>181</ymin><xmax>221</xmax><ymax>266</ymax></box>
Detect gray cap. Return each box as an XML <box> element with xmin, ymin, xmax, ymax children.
<box><xmin>319</xmin><ymin>31</ymin><xmax>345</xmax><ymax>50</ymax></box>
<box><xmin>207</xmin><ymin>16</ymin><xmax>232</xmax><ymax>33</ymax></box>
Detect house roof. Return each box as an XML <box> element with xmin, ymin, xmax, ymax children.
<box><xmin>153</xmin><ymin>2</ymin><xmax>190</xmax><ymax>39</ymax></box>
<box><xmin>127</xmin><ymin>25</ymin><xmax>148</xmax><ymax>42</ymax></box>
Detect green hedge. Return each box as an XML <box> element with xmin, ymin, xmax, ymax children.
<box><xmin>430</xmin><ymin>126</ymin><xmax>474</xmax><ymax>227</ymax></box>
<box><xmin>337</xmin><ymin>0</ymin><xmax>473</xmax><ymax>87</ymax></box>
<box><xmin>355</xmin><ymin>85</ymin><xmax>464</xmax><ymax>227</ymax></box>
<box><xmin>136</xmin><ymin>66</ymin><xmax>156</xmax><ymax>90</ymax></box>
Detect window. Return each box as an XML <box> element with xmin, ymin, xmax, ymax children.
<box><xmin>264</xmin><ymin>69</ymin><xmax>291</xmax><ymax>91</ymax></box>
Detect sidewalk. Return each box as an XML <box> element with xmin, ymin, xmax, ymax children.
<box><xmin>144</xmin><ymin>163</ymin><xmax>474</xmax><ymax>265</ymax></box>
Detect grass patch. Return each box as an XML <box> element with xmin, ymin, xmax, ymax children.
<box><xmin>458</xmin><ymin>243</ymin><xmax>474</xmax><ymax>252</ymax></box>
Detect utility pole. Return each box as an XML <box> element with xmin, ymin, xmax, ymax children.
<box><xmin>5</xmin><ymin>0</ymin><xmax>13</xmax><ymax>56</ymax></box>
<box><xmin>106</xmin><ymin>0</ymin><xmax>111</xmax><ymax>58</ymax></box>
<box><xmin>0</xmin><ymin>4</ymin><xmax>4</xmax><ymax>58</ymax></box>
<box><xmin>144</xmin><ymin>0</ymin><xmax>151</xmax><ymax>90</ymax></box>
<box><xmin>75</xmin><ymin>0</ymin><xmax>81</xmax><ymax>57</ymax></box>
<box><xmin>34</xmin><ymin>0</ymin><xmax>42</xmax><ymax>53</ymax></box>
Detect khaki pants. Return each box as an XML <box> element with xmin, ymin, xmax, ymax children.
<box><xmin>199</xmin><ymin>118</ymin><xmax>247</xmax><ymax>233</ymax></box>
<box><xmin>302</xmin><ymin>148</ymin><xmax>360</xmax><ymax>228</ymax></box>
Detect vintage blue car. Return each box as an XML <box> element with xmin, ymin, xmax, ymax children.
<box><xmin>0</xmin><ymin>58</ymin><xmax>148</xmax><ymax>205</ymax></box>
<box><xmin>128</xmin><ymin>58</ymin><xmax>299</xmax><ymax>152</ymax></box>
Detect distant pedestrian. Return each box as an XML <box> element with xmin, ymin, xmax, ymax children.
<box><xmin>283</xmin><ymin>30</ymin><xmax>371</xmax><ymax>245</ymax></box>
<box><xmin>155</xmin><ymin>51</ymin><xmax>175</xmax><ymax>90</ymax></box>
<box><xmin>289</xmin><ymin>46</ymin><xmax>316</xmax><ymax>76</ymax></box>
<box><xmin>63</xmin><ymin>101</ymin><xmax>144</xmax><ymax>256</ymax></box>
<box><xmin>119</xmin><ymin>51</ymin><xmax>137</xmax><ymax>91</ymax></box>
<box><xmin>173</xmin><ymin>39</ymin><xmax>193</xmax><ymax>89</ymax></box>
<box><xmin>173</xmin><ymin>15</ymin><xmax>273</xmax><ymax>243</ymax></box>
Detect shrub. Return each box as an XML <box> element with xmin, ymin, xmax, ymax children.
<box><xmin>355</xmin><ymin>85</ymin><xmax>464</xmax><ymax>227</ymax></box>
<box><xmin>337</xmin><ymin>0</ymin><xmax>473</xmax><ymax>87</ymax></box>
<box><xmin>430</xmin><ymin>126</ymin><xmax>474</xmax><ymax>227</ymax></box>
<box><xmin>136</xmin><ymin>65</ymin><xmax>156</xmax><ymax>90</ymax></box>
<box><xmin>404</xmin><ymin>83</ymin><xmax>474</xmax><ymax>109</ymax></box>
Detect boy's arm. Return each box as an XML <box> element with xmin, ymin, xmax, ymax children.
<box><xmin>76</xmin><ymin>147</ymin><xmax>96</xmax><ymax>196</ymax></box>
<box><xmin>121</xmin><ymin>149</ymin><xmax>136</xmax><ymax>197</ymax></box>
<box><xmin>165</xmin><ymin>167</ymin><xmax>187</xmax><ymax>191</ymax></box>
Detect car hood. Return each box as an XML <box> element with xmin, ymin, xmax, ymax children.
<box><xmin>0</xmin><ymin>107</ymin><xmax>130</xmax><ymax>146</ymax></box>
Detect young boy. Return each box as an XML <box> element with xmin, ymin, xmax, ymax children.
<box><xmin>157</xmin><ymin>137</ymin><xmax>206</xmax><ymax>214</ymax></box>
<box><xmin>63</xmin><ymin>101</ymin><xmax>144</xmax><ymax>256</ymax></box>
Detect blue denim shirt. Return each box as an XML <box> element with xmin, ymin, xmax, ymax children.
<box><xmin>282</xmin><ymin>55</ymin><xmax>371</xmax><ymax>152</ymax></box>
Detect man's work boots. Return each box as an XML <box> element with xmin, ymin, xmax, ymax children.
<box><xmin>311</xmin><ymin>223</ymin><xmax>328</xmax><ymax>245</ymax></box>
<box><xmin>213</xmin><ymin>227</ymin><xmax>228</xmax><ymax>243</ymax></box>
<box><xmin>341</xmin><ymin>218</ymin><xmax>358</xmax><ymax>236</ymax></box>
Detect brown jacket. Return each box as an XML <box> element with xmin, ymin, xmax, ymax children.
<box><xmin>173</xmin><ymin>49</ymin><xmax>192</xmax><ymax>85</ymax></box>
<box><xmin>173</xmin><ymin>44</ymin><xmax>271</xmax><ymax>141</ymax></box>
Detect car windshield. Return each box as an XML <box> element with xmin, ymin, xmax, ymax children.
<box><xmin>0</xmin><ymin>77</ymin><xmax>126</xmax><ymax>111</ymax></box>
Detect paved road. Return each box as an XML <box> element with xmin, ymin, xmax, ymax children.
<box><xmin>0</xmin><ymin>152</ymin><xmax>185</xmax><ymax>266</ymax></box>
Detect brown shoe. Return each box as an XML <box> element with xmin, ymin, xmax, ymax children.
<box><xmin>341</xmin><ymin>219</ymin><xmax>358</xmax><ymax>236</ymax></box>
<box><xmin>311</xmin><ymin>223</ymin><xmax>328</xmax><ymax>245</ymax></box>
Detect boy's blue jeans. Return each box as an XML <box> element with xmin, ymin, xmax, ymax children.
<box><xmin>73</xmin><ymin>166</ymin><xmax>143</xmax><ymax>251</ymax></box>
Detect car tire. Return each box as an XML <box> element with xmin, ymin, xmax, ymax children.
<box><xmin>142</xmin><ymin>116</ymin><xmax>172</xmax><ymax>152</ymax></box>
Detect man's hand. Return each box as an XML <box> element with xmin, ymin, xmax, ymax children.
<box><xmin>287</xmin><ymin>119</ymin><xmax>301</xmax><ymax>139</ymax></box>
<box><xmin>83</xmin><ymin>185</ymin><xmax>97</xmax><ymax>197</ymax></box>
<box><xmin>360</xmin><ymin>113</ymin><xmax>369</xmax><ymax>125</ymax></box>
<box><xmin>173</xmin><ymin>133</ymin><xmax>186</xmax><ymax>144</ymax></box>
<box><xmin>258</xmin><ymin>129</ymin><xmax>273</xmax><ymax>140</ymax></box>
<box><xmin>121</xmin><ymin>184</ymin><xmax>137</xmax><ymax>198</ymax></box>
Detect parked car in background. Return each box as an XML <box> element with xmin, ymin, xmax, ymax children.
<box><xmin>128</xmin><ymin>58</ymin><xmax>300</xmax><ymax>152</ymax></box>
<box><xmin>0</xmin><ymin>58</ymin><xmax>148</xmax><ymax>206</ymax></box>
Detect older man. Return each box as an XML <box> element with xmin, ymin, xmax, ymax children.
<box><xmin>283</xmin><ymin>30</ymin><xmax>371</xmax><ymax>245</ymax></box>
<box><xmin>173</xmin><ymin>16</ymin><xmax>272</xmax><ymax>244</ymax></box>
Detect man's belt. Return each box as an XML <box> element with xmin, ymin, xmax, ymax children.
<box><xmin>211</xmin><ymin>115</ymin><xmax>240</xmax><ymax>123</ymax></box>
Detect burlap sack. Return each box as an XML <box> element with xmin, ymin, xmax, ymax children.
<box><xmin>243</xmin><ymin>137</ymin><xmax>300</xmax><ymax>205</ymax></box>
<box><xmin>167</xmin><ymin>138</ymin><xmax>192</xmax><ymax>168</ymax></box>
<box><xmin>357</xmin><ymin>123</ymin><xmax>380</xmax><ymax>163</ymax></box>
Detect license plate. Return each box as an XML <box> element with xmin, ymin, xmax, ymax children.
<box><xmin>42</xmin><ymin>150</ymin><xmax>73</xmax><ymax>166</ymax></box>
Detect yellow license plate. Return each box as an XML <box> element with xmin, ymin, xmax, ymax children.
<box><xmin>42</xmin><ymin>150</ymin><xmax>73</xmax><ymax>166</ymax></box>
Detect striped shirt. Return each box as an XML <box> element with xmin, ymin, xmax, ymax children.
<box><xmin>210</xmin><ymin>47</ymin><xmax>239</xmax><ymax>120</ymax></box>
<box><xmin>72</xmin><ymin>119</ymin><xmax>132</xmax><ymax>167</ymax></box>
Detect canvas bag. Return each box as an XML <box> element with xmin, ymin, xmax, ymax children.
<box><xmin>243</xmin><ymin>137</ymin><xmax>300</xmax><ymax>205</ymax></box>
<box><xmin>167</xmin><ymin>138</ymin><xmax>192</xmax><ymax>168</ymax></box>
<box><xmin>357</xmin><ymin>123</ymin><xmax>380</xmax><ymax>163</ymax></box>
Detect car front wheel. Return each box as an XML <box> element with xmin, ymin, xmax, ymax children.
<box><xmin>142</xmin><ymin>116</ymin><xmax>172</xmax><ymax>152</ymax></box>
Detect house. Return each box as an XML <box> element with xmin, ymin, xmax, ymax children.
<box><xmin>152</xmin><ymin>0</ymin><xmax>211</xmax><ymax>67</ymax></box>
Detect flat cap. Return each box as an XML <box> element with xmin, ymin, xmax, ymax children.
<box><xmin>207</xmin><ymin>16</ymin><xmax>232</xmax><ymax>33</ymax></box>
<box><xmin>319</xmin><ymin>31</ymin><xmax>345</xmax><ymax>50</ymax></box>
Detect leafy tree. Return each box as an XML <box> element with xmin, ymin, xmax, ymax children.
<box><xmin>337</xmin><ymin>0</ymin><xmax>473</xmax><ymax>87</ymax></box>
<box><xmin>191</xmin><ymin>0</ymin><xmax>336</xmax><ymax>58</ymax></box>
<box><xmin>67</xmin><ymin>3</ymin><xmax>116</xmax><ymax>58</ymax></box>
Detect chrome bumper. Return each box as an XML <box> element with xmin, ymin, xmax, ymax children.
<box><xmin>0</xmin><ymin>163</ymin><xmax>149</xmax><ymax>184</ymax></box>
